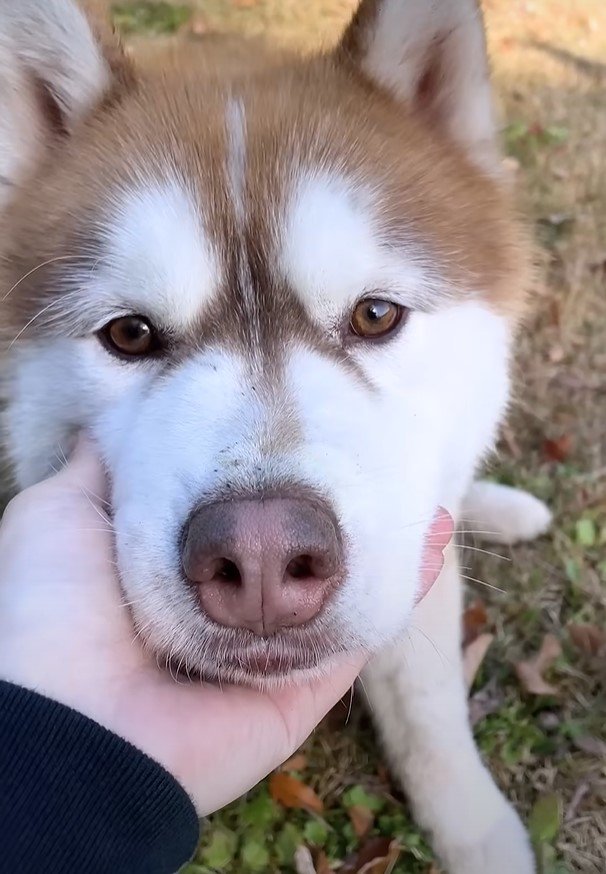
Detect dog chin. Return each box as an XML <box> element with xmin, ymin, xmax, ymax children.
<box><xmin>161</xmin><ymin>626</ymin><xmax>354</xmax><ymax>689</ymax></box>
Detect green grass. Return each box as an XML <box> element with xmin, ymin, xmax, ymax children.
<box><xmin>111</xmin><ymin>1</ymin><xmax>192</xmax><ymax>35</ymax></box>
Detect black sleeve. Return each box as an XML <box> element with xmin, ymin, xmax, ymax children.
<box><xmin>0</xmin><ymin>681</ymin><xmax>200</xmax><ymax>874</ymax></box>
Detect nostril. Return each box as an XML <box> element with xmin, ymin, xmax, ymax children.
<box><xmin>285</xmin><ymin>552</ymin><xmax>336</xmax><ymax>582</ymax></box>
<box><xmin>285</xmin><ymin>554</ymin><xmax>315</xmax><ymax>580</ymax></box>
<box><xmin>190</xmin><ymin>556</ymin><xmax>242</xmax><ymax>586</ymax></box>
<box><xmin>213</xmin><ymin>558</ymin><xmax>241</xmax><ymax>585</ymax></box>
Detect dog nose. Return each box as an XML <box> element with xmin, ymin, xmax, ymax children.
<box><xmin>182</xmin><ymin>496</ymin><xmax>343</xmax><ymax>635</ymax></box>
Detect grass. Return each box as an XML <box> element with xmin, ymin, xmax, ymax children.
<box><xmin>10</xmin><ymin>0</ymin><xmax>606</xmax><ymax>871</ymax></box>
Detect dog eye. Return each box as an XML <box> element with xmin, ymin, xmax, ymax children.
<box><xmin>349</xmin><ymin>299</ymin><xmax>404</xmax><ymax>339</ymax></box>
<box><xmin>99</xmin><ymin>316</ymin><xmax>160</xmax><ymax>358</ymax></box>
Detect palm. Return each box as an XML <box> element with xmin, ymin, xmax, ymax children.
<box><xmin>0</xmin><ymin>441</ymin><xmax>363</xmax><ymax>814</ymax></box>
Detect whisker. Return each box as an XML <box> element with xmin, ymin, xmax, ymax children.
<box><xmin>456</xmin><ymin>543</ymin><xmax>511</xmax><ymax>561</ymax></box>
<box><xmin>408</xmin><ymin>624</ymin><xmax>450</xmax><ymax>668</ymax></box>
<box><xmin>459</xmin><ymin>573</ymin><xmax>506</xmax><ymax>594</ymax></box>
<box><xmin>344</xmin><ymin>682</ymin><xmax>355</xmax><ymax>726</ymax></box>
<box><xmin>79</xmin><ymin>488</ymin><xmax>111</xmax><ymax>526</ymax></box>
<box><xmin>2</xmin><ymin>255</ymin><xmax>81</xmax><ymax>302</ymax></box>
<box><xmin>8</xmin><ymin>297</ymin><xmax>67</xmax><ymax>348</ymax></box>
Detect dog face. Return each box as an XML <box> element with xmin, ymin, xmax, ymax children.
<box><xmin>0</xmin><ymin>0</ymin><xmax>527</xmax><ymax>684</ymax></box>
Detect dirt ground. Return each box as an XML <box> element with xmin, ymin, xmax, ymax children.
<box><xmin>6</xmin><ymin>1</ymin><xmax>606</xmax><ymax>872</ymax></box>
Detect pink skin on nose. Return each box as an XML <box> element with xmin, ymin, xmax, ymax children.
<box><xmin>185</xmin><ymin>497</ymin><xmax>342</xmax><ymax>636</ymax></box>
<box><xmin>185</xmin><ymin>497</ymin><xmax>453</xmax><ymax>634</ymax></box>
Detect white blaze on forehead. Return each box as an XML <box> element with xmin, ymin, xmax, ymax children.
<box><xmin>225</xmin><ymin>97</ymin><xmax>247</xmax><ymax>224</ymax></box>
<box><xmin>280</xmin><ymin>171</ymin><xmax>443</xmax><ymax>323</ymax></box>
<box><xmin>92</xmin><ymin>179</ymin><xmax>220</xmax><ymax>331</ymax></box>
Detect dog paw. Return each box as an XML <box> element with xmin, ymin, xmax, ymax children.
<box><xmin>437</xmin><ymin>805</ymin><xmax>536</xmax><ymax>874</ymax></box>
<box><xmin>462</xmin><ymin>481</ymin><xmax>552</xmax><ymax>545</ymax></box>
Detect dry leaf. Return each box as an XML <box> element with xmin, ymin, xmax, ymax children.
<box><xmin>543</xmin><ymin>434</ymin><xmax>572</xmax><ymax>463</ymax></box>
<box><xmin>568</xmin><ymin>623</ymin><xmax>606</xmax><ymax>657</ymax></box>
<box><xmin>358</xmin><ymin>841</ymin><xmax>400</xmax><ymax>874</ymax></box>
<box><xmin>376</xmin><ymin>764</ymin><xmax>391</xmax><ymax>788</ymax></box>
<box><xmin>469</xmin><ymin>677</ymin><xmax>505</xmax><ymax>727</ymax></box>
<box><xmin>573</xmin><ymin>735</ymin><xmax>606</xmax><ymax>758</ymax></box>
<box><xmin>313</xmin><ymin>849</ymin><xmax>332</xmax><ymax>874</ymax></box>
<box><xmin>348</xmin><ymin>805</ymin><xmax>374</xmax><ymax>838</ymax></box>
<box><xmin>514</xmin><ymin>634</ymin><xmax>561</xmax><ymax>696</ymax></box>
<box><xmin>463</xmin><ymin>599</ymin><xmax>489</xmax><ymax>647</ymax></box>
<box><xmin>463</xmin><ymin>633</ymin><xmax>494</xmax><ymax>691</ymax></box>
<box><xmin>233</xmin><ymin>0</ymin><xmax>258</xmax><ymax>6</ymax></box>
<box><xmin>281</xmin><ymin>752</ymin><xmax>308</xmax><ymax>772</ymax></box>
<box><xmin>340</xmin><ymin>838</ymin><xmax>400</xmax><ymax>874</ymax></box>
<box><xmin>295</xmin><ymin>845</ymin><xmax>317</xmax><ymax>874</ymax></box>
<box><xmin>269</xmin><ymin>772</ymin><xmax>324</xmax><ymax>813</ymax></box>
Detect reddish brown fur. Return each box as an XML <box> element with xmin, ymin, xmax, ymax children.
<box><xmin>0</xmin><ymin>7</ymin><xmax>530</xmax><ymax>349</ymax></box>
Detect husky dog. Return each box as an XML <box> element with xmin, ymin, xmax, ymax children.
<box><xmin>0</xmin><ymin>2</ymin><xmax>551</xmax><ymax>870</ymax></box>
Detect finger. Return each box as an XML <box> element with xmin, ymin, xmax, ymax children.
<box><xmin>166</xmin><ymin>653</ymin><xmax>366</xmax><ymax>814</ymax></box>
<box><xmin>270</xmin><ymin>654</ymin><xmax>366</xmax><ymax>751</ymax></box>
<box><xmin>51</xmin><ymin>433</ymin><xmax>109</xmax><ymax>506</ymax></box>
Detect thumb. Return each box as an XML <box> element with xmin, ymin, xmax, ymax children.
<box><xmin>52</xmin><ymin>433</ymin><xmax>109</xmax><ymax>506</ymax></box>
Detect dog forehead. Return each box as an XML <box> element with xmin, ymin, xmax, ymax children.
<box><xmin>102</xmin><ymin>179</ymin><xmax>221</xmax><ymax>330</ymax></box>
<box><xmin>101</xmin><ymin>116</ymin><xmax>393</xmax><ymax>338</ymax></box>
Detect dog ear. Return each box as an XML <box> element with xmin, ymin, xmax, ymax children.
<box><xmin>0</xmin><ymin>0</ymin><xmax>132</xmax><ymax>206</ymax></box>
<box><xmin>339</xmin><ymin>0</ymin><xmax>501</xmax><ymax>175</ymax></box>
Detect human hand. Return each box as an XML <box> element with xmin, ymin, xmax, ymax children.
<box><xmin>0</xmin><ymin>437</ymin><xmax>365</xmax><ymax>814</ymax></box>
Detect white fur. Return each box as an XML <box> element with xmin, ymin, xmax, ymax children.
<box><xmin>354</xmin><ymin>0</ymin><xmax>501</xmax><ymax>174</ymax></box>
<box><xmin>281</xmin><ymin>171</ymin><xmax>449</xmax><ymax>322</ymax></box>
<box><xmin>463</xmin><ymin>480</ymin><xmax>552</xmax><ymax>544</ymax></box>
<box><xmin>226</xmin><ymin>97</ymin><xmax>247</xmax><ymax>225</ymax></box>
<box><xmin>363</xmin><ymin>548</ymin><xmax>535</xmax><ymax>874</ymax></box>
<box><xmin>80</xmin><ymin>181</ymin><xmax>221</xmax><ymax>334</ymax></box>
<box><xmin>0</xmin><ymin>0</ymin><xmax>111</xmax><ymax>196</ymax></box>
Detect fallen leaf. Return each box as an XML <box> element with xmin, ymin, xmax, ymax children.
<box><xmin>514</xmin><ymin>634</ymin><xmax>561</xmax><ymax>696</ymax></box>
<box><xmin>468</xmin><ymin>677</ymin><xmax>505</xmax><ymax>726</ymax></box>
<box><xmin>463</xmin><ymin>633</ymin><xmax>494</xmax><ymax>691</ymax></box>
<box><xmin>376</xmin><ymin>764</ymin><xmax>391</xmax><ymax>788</ymax></box>
<box><xmin>528</xmin><ymin>793</ymin><xmax>562</xmax><ymax>846</ymax></box>
<box><xmin>233</xmin><ymin>0</ymin><xmax>258</xmax><ymax>6</ymax></box>
<box><xmin>295</xmin><ymin>845</ymin><xmax>317</xmax><ymax>874</ymax></box>
<box><xmin>340</xmin><ymin>837</ymin><xmax>400</xmax><ymax>874</ymax></box>
<box><xmin>543</xmin><ymin>435</ymin><xmax>572</xmax><ymax>462</ymax></box>
<box><xmin>269</xmin><ymin>773</ymin><xmax>324</xmax><ymax>814</ymax></box>
<box><xmin>565</xmin><ymin>778</ymin><xmax>593</xmax><ymax>823</ymax></box>
<box><xmin>281</xmin><ymin>752</ymin><xmax>308</xmax><ymax>772</ymax></box>
<box><xmin>568</xmin><ymin>623</ymin><xmax>606</xmax><ymax>657</ymax></box>
<box><xmin>313</xmin><ymin>850</ymin><xmax>332</xmax><ymax>874</ymax></box>
<box><xmin>462</xmin><ymin>599</ymin><xmax>489</xmax><ymax>647</ymax></box>
<box><xmin>573</xmin><ymin>735</ymin><xmax>606</xmax><ymax>758</ymax></box>
<box><xmin>348</xmin><ymin>805</ymin><xmax>375</xmax><ymax>838</ymax></box>
<box><xmin>314</xmin><ymin>849</ymin><xmax>332</xmax><ymax>874</ymax></box>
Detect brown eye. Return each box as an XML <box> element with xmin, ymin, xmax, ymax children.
<box><xmin>349</xmin><ymin>299</ymin><xmax>404</xmax><ymax>339</ymax></box>
<box><xmin>100</xmin><ymin>316</ymin><xmax>158</xmax><ymax>358</ymax></box>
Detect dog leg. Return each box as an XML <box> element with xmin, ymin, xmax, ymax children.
<box><xmin>362</xmin><ymin>548</ymin><xmax>535</xmax><ymax>874</ymax></box>
<box><xmin>463</xmin><ymin>480</ymin><xmax>552</xmax><ymax>545</ymax></box>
